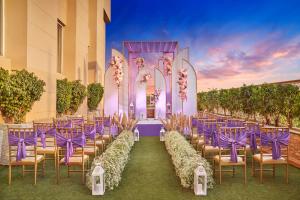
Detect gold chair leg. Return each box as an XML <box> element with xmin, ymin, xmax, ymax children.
<box><xmin>286</xmin><ymin>164</ymin><xmax>289</xmax><ymax>184</ymax></box>
<box><xmin>260</xmin><ymin>163</ymin><xmax>263</xmax><ymax>184</ymax></box>
<box><xmin>251</xmin><ymin>157</ymin><xmax>254</xmax><ymax>177</ymax></box>
<box><xmin>232</xmin><ymin>166</ymin><xmax>235</xmax><ymax>177</ymax></box>
<box><xmin>8</xmin><ymin>165</ymin><xmax>12</xmax><ymax>185</ymax></box>
<box><xmin>22</xmin><ymin>165</ymin><xmax>25</xmax><ymax>177</ymax></box>
<box><xmin>42</xmin><ymin>158</ymin><xmax>46</xmax><ymax>176</ymax></box>
<box><xmin>219</xmin><ymin>164</ymin><xmax>222</xmax><ymax>184</ymax></box>
<box><xmin>82</xmin><ymin>162</ymin><xmax>85</xmax><ymax>184</ymax></box>
<box><xmin>67</xmin><ymin>165</ymin><xmax>70</xmax><ymax>177</ymax></box>
<box><xmin>56</xmin><ymin>156</ymin><xmax>60</xmax><ymax>184</ymax></box>
<box><xmin>244</xmin><ymin>164</ymin><xmax>247</xmax><ymax>185</ymax></box>
<box><xmin>34</xmin><ymin>163</ymin><xmax>37</xmax><ymax>185</ymax></box>
<box><xmin>213</xmin><ymin>160</ymin><xmax>215</xmax><ymax>178</ymax></box>
<box><xmin>272</xmin><ymin>164</ymin><xmax>275</xmax><ymax>177</ymax></box>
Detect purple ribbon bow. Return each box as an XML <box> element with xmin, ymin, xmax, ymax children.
<box><xmin>8</xmin><ymin>133</ymin><xmax>37</xmax><ymax>161</ymax></box>
<box><xmin>219</xmin><ymin>132</ymin><xmax>247</xmax><ymax>162</ymax></box>
<box><xmin>36</xmin><ymin>128</ymin><xmax>57</xmax><ymax>148</ymax></box>
<box><xmin>96</xmin><ymin>123</ymin><xmax>104</xmax><ymax>135</ymax></box>
<box><xmin>85</xmin><ymin>128</ymin><xmax>97</xmax><ymax>140</ymax></box>
<box><xmin>192</xmin><ymin>118</ymin><xmax>197</xmax><ymax>127</ymax></box>
<box><xmin>261</xmin><ymin>131</ymin><xmax>289</xmax><ymax>160</ymax></box>
<box><xmin>56</xmin><ymin>133</ymin><xmax>86</xmax><ymax>164</ymax></box>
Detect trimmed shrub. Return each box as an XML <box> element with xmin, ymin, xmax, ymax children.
<box><xmin>0</xmin><ymin>68</ymin><xmax>45</xmax><ymax>123</ymax></box>
<box><xmin>56</xmin><ymin>79</ymin><xmax>72</xmax><ymax>115</ymax></box>
<box><xmin>69</xmin><ymin>80</ymin><xmax>87</xmax><ymax>114</ymax></box>
<box><xmin>87</xmin><ymin>83</ymin><xmax>104</xmax><ymax>111</ymax></box>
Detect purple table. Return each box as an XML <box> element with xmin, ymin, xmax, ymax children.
<box><xmin>136</xmin><ymin>120</ymin><xmax>163</xmax><ymax>136</ymax></box>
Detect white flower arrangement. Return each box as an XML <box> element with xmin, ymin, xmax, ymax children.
<box><xmin>164</xmin><ymin>131</ymin><xmax>214</xmax><ymax>189</ymax></box>
<box><xmin>86</xmin><ymin>130</ymin><xmax>135</xmax><ymax>190</ymax></box>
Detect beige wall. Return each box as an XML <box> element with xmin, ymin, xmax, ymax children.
<box><xmin>0</xmin><ymin>0</ymin><xmax>110</xmax><ymax>122</ymax></box>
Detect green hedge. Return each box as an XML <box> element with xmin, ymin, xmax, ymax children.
<box><xmin>56</xmin><ymin>79</ymin><xmax>72</xmax><ymax>115</ymax></box>
<box><xmin>198</xmin><ymin>83</ymin><xmax>300</xmax><ymax>127</ymax></box>
<box><xmin>87</xmin><ymin>83</ymin><xmax>104</xmax><ymax>111</ymax></box>
<box><xmin>0</xmin><ymin>68</ymin><xmax>45</xmax><ymax>123</ymax></box>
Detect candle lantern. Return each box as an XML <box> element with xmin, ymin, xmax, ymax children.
<box><xmin>160</xmin><ymin>127</ymin><xmax>165</xmax><ymax>142</ymax></box>
<box><xmin>134</xmin><ymin>127</ymin><xmax>139</xmax><ymax>142</ymax></box>
<box><xmin>92</xmin><ymin>164</ymin><xmax>105</xmax><ymax>195</ymax></box>
<box><xmin>194</xmin><ymin>166</ymin><xmax>207</xmax><ymax>196</ymax></box>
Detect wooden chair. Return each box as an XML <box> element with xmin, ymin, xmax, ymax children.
<box><xmin>81</xmin><ymin>122</ymin><xmax>99</xmax><ymax>158</ymax></box>
<box><xmin>213</xmin><ymin>127</ymin><xmax>247</xmax><ymax>184</ymax></box>
<box><xmin>252</xmin><ymin>127</ymin><xmax>289</xmax><ymax>183</ymax></box>
<box><xmin>53</xmin><ymin>118</ymin><xmax>72</xmax><ymax>128</ymax></box>
<box><xmin>8</xmin><ymin>127</ymin><xmax>45</xmax><ymax>185</ymax></box>
<box><xmin>56</xmin><ymin>127</ymin><xmax>88</xmax><ymax>184</ymax></box>
<box><xmin>244</xmin><ymin>122</ymin><xmax>261</xmax><ymax>153</ymax></box>
<box><xmin>33</xmin><ymin>121</ymin><xmax>57</xmax><ymax>169</ymax></box>
<box><xmin>68</xmin><ymin>116</ymin><xmax>85</xmax><ymax>128</ymax></box>
<box><xmin>202</xmin><ymin>120</ymin><xmax>223</xmax><ymax>159</ymax></box>
<box><xmin>94</xmin><ymin>117</ymin><xmax>106</xmax><ymax>152</ymax></box>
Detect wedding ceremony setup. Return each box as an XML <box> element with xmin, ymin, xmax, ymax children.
<box><xmin>1</xmin><ymin>0</ymin><xmax>300</xmax><ymax>200</ymax></box>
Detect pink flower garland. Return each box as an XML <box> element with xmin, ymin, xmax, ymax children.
<box><xmin>163</xmin><ymin>57</ymin><xmax>172</xmax><ymax>75</ymax></box>
<box><xmin>177</xmin><ymin>68</ymin><xmax>188</xmax><ymax>101</ymax></box>
<box><xmin>110</xmin><ymin>56</ymin><xmax>123</xmax><ymax>87</ymax></box>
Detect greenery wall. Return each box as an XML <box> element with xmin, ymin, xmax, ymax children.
<box><xmin>0</xmin><ymin>68</ymin><xmax>45</xmax><ymax>123</ymax></box>
<box><xmin>198</xmin><ymin>83</ymin><xmax>300</xmax><ymax>127</ymax></box>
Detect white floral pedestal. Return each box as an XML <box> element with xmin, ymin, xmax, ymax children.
<box><xmin>0</xmin><ymin>123</ymin><xmax>32</xmax><ymax>165</ymax></box>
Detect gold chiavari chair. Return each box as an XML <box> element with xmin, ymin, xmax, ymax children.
<box><xmin>244</xmin><ymin>121</ymin><xmax>261</xmax><ymax>153</ymax></box>
<box><xmin>252</xmin><ymin>127</ymin><xmax>289</xmax><ymax>183</ymax></box>
<box><xmin>192</xmin><ymin>118</ymin><xmax>209</xmax><ymax>151</ymax></box>
<box><xmin>213</xmin><ymin>127</ymin><xmax>247</xmax><ymax>184</ymax></box>
<box><xmin>33</xmin><ymin>121</ymin><xmax>57</xmax><ymax>169</ymax></box>
<box><xmin>56</xmin><ymin>127</ymin><xmax>88</xmax><ymax>184</ymax></box>
<box><xmin>68</xmin><ymin>116</ymin><xmax>85</xmax><ymax>128</ymax></box>
<box><xmin>8</xmin><ymin>127</ymin><xmax>45</xmax><ymax>185</ymax></box>
<box><xmin>202</xmin><ymin>120</ymin><xmax>223</xmax><ymax>159</ymax></box>
<box><xmin>94</xmin><ymin>117</ymin><xmax>106</xmax><ymax>152</ymax></box>
<box><xmin>102</xmin><ymin>116</ymin><xmax>113</xmax><ymax>143</ymax></box>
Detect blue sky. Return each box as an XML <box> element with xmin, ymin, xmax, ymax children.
<box><xmin>106</xmin><ymin>0</ymin><xmax>300</xmax><ymax>91</ymax></box>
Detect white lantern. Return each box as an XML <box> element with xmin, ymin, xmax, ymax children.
<box><xmin>160</xmin><ymin>127</ymin><xmax>165</xmax><ymax>142</ymax></box>
<box><xmin>92</xmin><ymin>164</ymin><xmax>105</xmax><ymax>195</ymax></box>
<box><xmin>194</xmin><ymin>166</ymin><xmax>207</xmax><ymax>196</ymax></box>
<box><xmin>134</xmin><ymin>127</ymin><xmax>139</xmax><ymax>142</ymax></box>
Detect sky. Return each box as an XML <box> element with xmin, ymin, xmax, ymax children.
<box><xmin>106</xmin><ymin>0</ymin><xmax>300</xmax><ymax>91</ymax></box>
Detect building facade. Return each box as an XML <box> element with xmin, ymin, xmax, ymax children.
<box><xmin>0</xmin><ymin>0</ymin><xmax>110</xmax><ymax>122</ymax></box>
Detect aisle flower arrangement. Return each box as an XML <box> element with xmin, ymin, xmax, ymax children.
<box><xmin>163</xmin><ymin>57</ymin><xmax>172</xmax><ymax>75</ymax></box>
<box><xmin>136</xmin><ymin>57</ymin><xmax>145</xmax><ymax>70</ymax></box>
<box><xmin>140</xmin><ymin>73</ymin><xmax>151</xmax><ymax>83</ymax></box>
<box><xmin>86</xmin><ymin>130</ymin><xmax>135</xmax><ymax>190</ymax></box>
<box><xmin>164</xmin><ymin>131</ymin><xmax>214</xmax><ymax>189</ymax></box>
<box><xmin>153</xmin><ymin>88</ymin><xmax>161</xmax><ymax>103</ymax></box>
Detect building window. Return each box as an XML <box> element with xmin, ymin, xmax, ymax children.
<box><xmin>0</xmin><ymin>0</ymin><xmax>3</xmax><ymax>56</ymax></box>
<box><xmin>57</xmin><ymin>20</ymin><xmax>64</xmax><ymax>73</ymax></box>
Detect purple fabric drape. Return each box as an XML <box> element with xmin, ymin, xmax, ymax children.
<box><xmin>56</xmin><ymin>133</ymin><xmax>86</xmax><ymax>164</ymax></box>
<box><xmin>192</xmin><ymin>118</ymin><xmax>197</xmax><ymax>127</ymax></box>
<box><xmin>36</xmin><ymin>127</ymin><xmax>56</xmax><ymax>148</ymax></box>
<box><xmin>8</xmin><ymin>132</ymin><xmax>37</xmax><ymax>161</ymax></box>
<box><xmin>56</xmin><ymin>121</ymin><xmax>72</xmax><ymax>128</ymax></box>
<box><xmin>219</xmin><ymin>132</ymin><xmax>247</xmax><ymax>162</ymax></box>
<box><xmin>261</xmin><ymin>131</ymin><xmax>289</xmax><ymax>160</ymax></box>
<box><xmin>203</xmin><ymin>124</ymin><xmax>218</xmax><ymax>146</ymax></box>
<box><xmin>246</xmin><ymin>125</ymin><xmax>260</xmax><ymax>151</ymax></box>
<box><xmin>96</xmin><ymin>123</ymin><xmax>104</xmax><ymax>135</ymax></box>
<box><xmin>104</xmin><ymin>118</ymin><xmax>111</xmax><ymax>127</ymax></box>
<box><xmin>85</xmin><ymin>128</ymin><xmax>97</xmax><ymax>140</ymax></box>
<box><xmin>110</xmin><ymin>124</ymin><xmax>118</xmax><ymax>137</ymax></box>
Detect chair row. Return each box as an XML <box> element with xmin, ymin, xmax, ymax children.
<box><xmin>6</xmin><ymin>116</ymin><xmax>119</xmax><ymax>185</ymax></box>
<box><xmin>190</xmin><ymin>118</ymin><xmax>289</xmax><ymax>184</ymax></box>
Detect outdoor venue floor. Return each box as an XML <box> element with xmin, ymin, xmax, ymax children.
<box><xmin>0</xmin><ymin>137</ymin><xmax>300</xmax><ymax>200</ymax></box>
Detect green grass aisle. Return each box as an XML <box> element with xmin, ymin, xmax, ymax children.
<box><xmin>1</xmin><ymin>137</ymin><xmax>300</xmax><ymax>200</ymax></box>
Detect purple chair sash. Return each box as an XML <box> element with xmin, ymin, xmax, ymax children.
<box><xmin>36</xmin><ymin>127</ymin><xmax>57</xmax><ymax>148</ymax></box>
<box><xmin>8</xmin><ymin>133</ymin><xmax>37</xmax><ymax>161</ymax></box>
<box><xmin>96</xmin><ymin>124</ymin><xmax>104</xmax><ymax>135</ymax></box>
<box><xmin>56</xmin><ymin>133</ymin><xmax>86</xmax><ymax>164</ymax></box>
<box><xmin>203</xmin><ymin>125</ymin><xmax>218</xmax><ymax>146</ymax></box>
<box><xmin>104</xmin><ymin>118</ymin><xmax>111</xmax><ymax>127</ymax></box>
<box><xmin>110</xmin><ymin>124</ymin><xmax>118</xmax><ymax>137</ymax></box>
<box><xmin>261</xmin><ymin>131</ymin><xmax>289</xmax><ymax>160</ymax></box>
<box><xmin>192</xmin><ymin>118</ymin><xmax>197</xmax><ymax>127</ymax></box>
<box><xmin>85</xmin><ymin>128</ymin><xmax>97</xmax><ymax>140</ymax></box>
<box><xmin>219</xmin><ymin>132</ymin><xmax>247</xmax><ymax>162</ymax></box>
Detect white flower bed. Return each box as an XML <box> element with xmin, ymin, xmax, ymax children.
<box><xmin>86</xmin><ymin>130</ymin><xmax>134</xmax><ymax>190</ymax></box>
<box><xmin>165</xmin><ymin>131</ymin><xmax>214</xmax><ymax>189</ymax></box>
